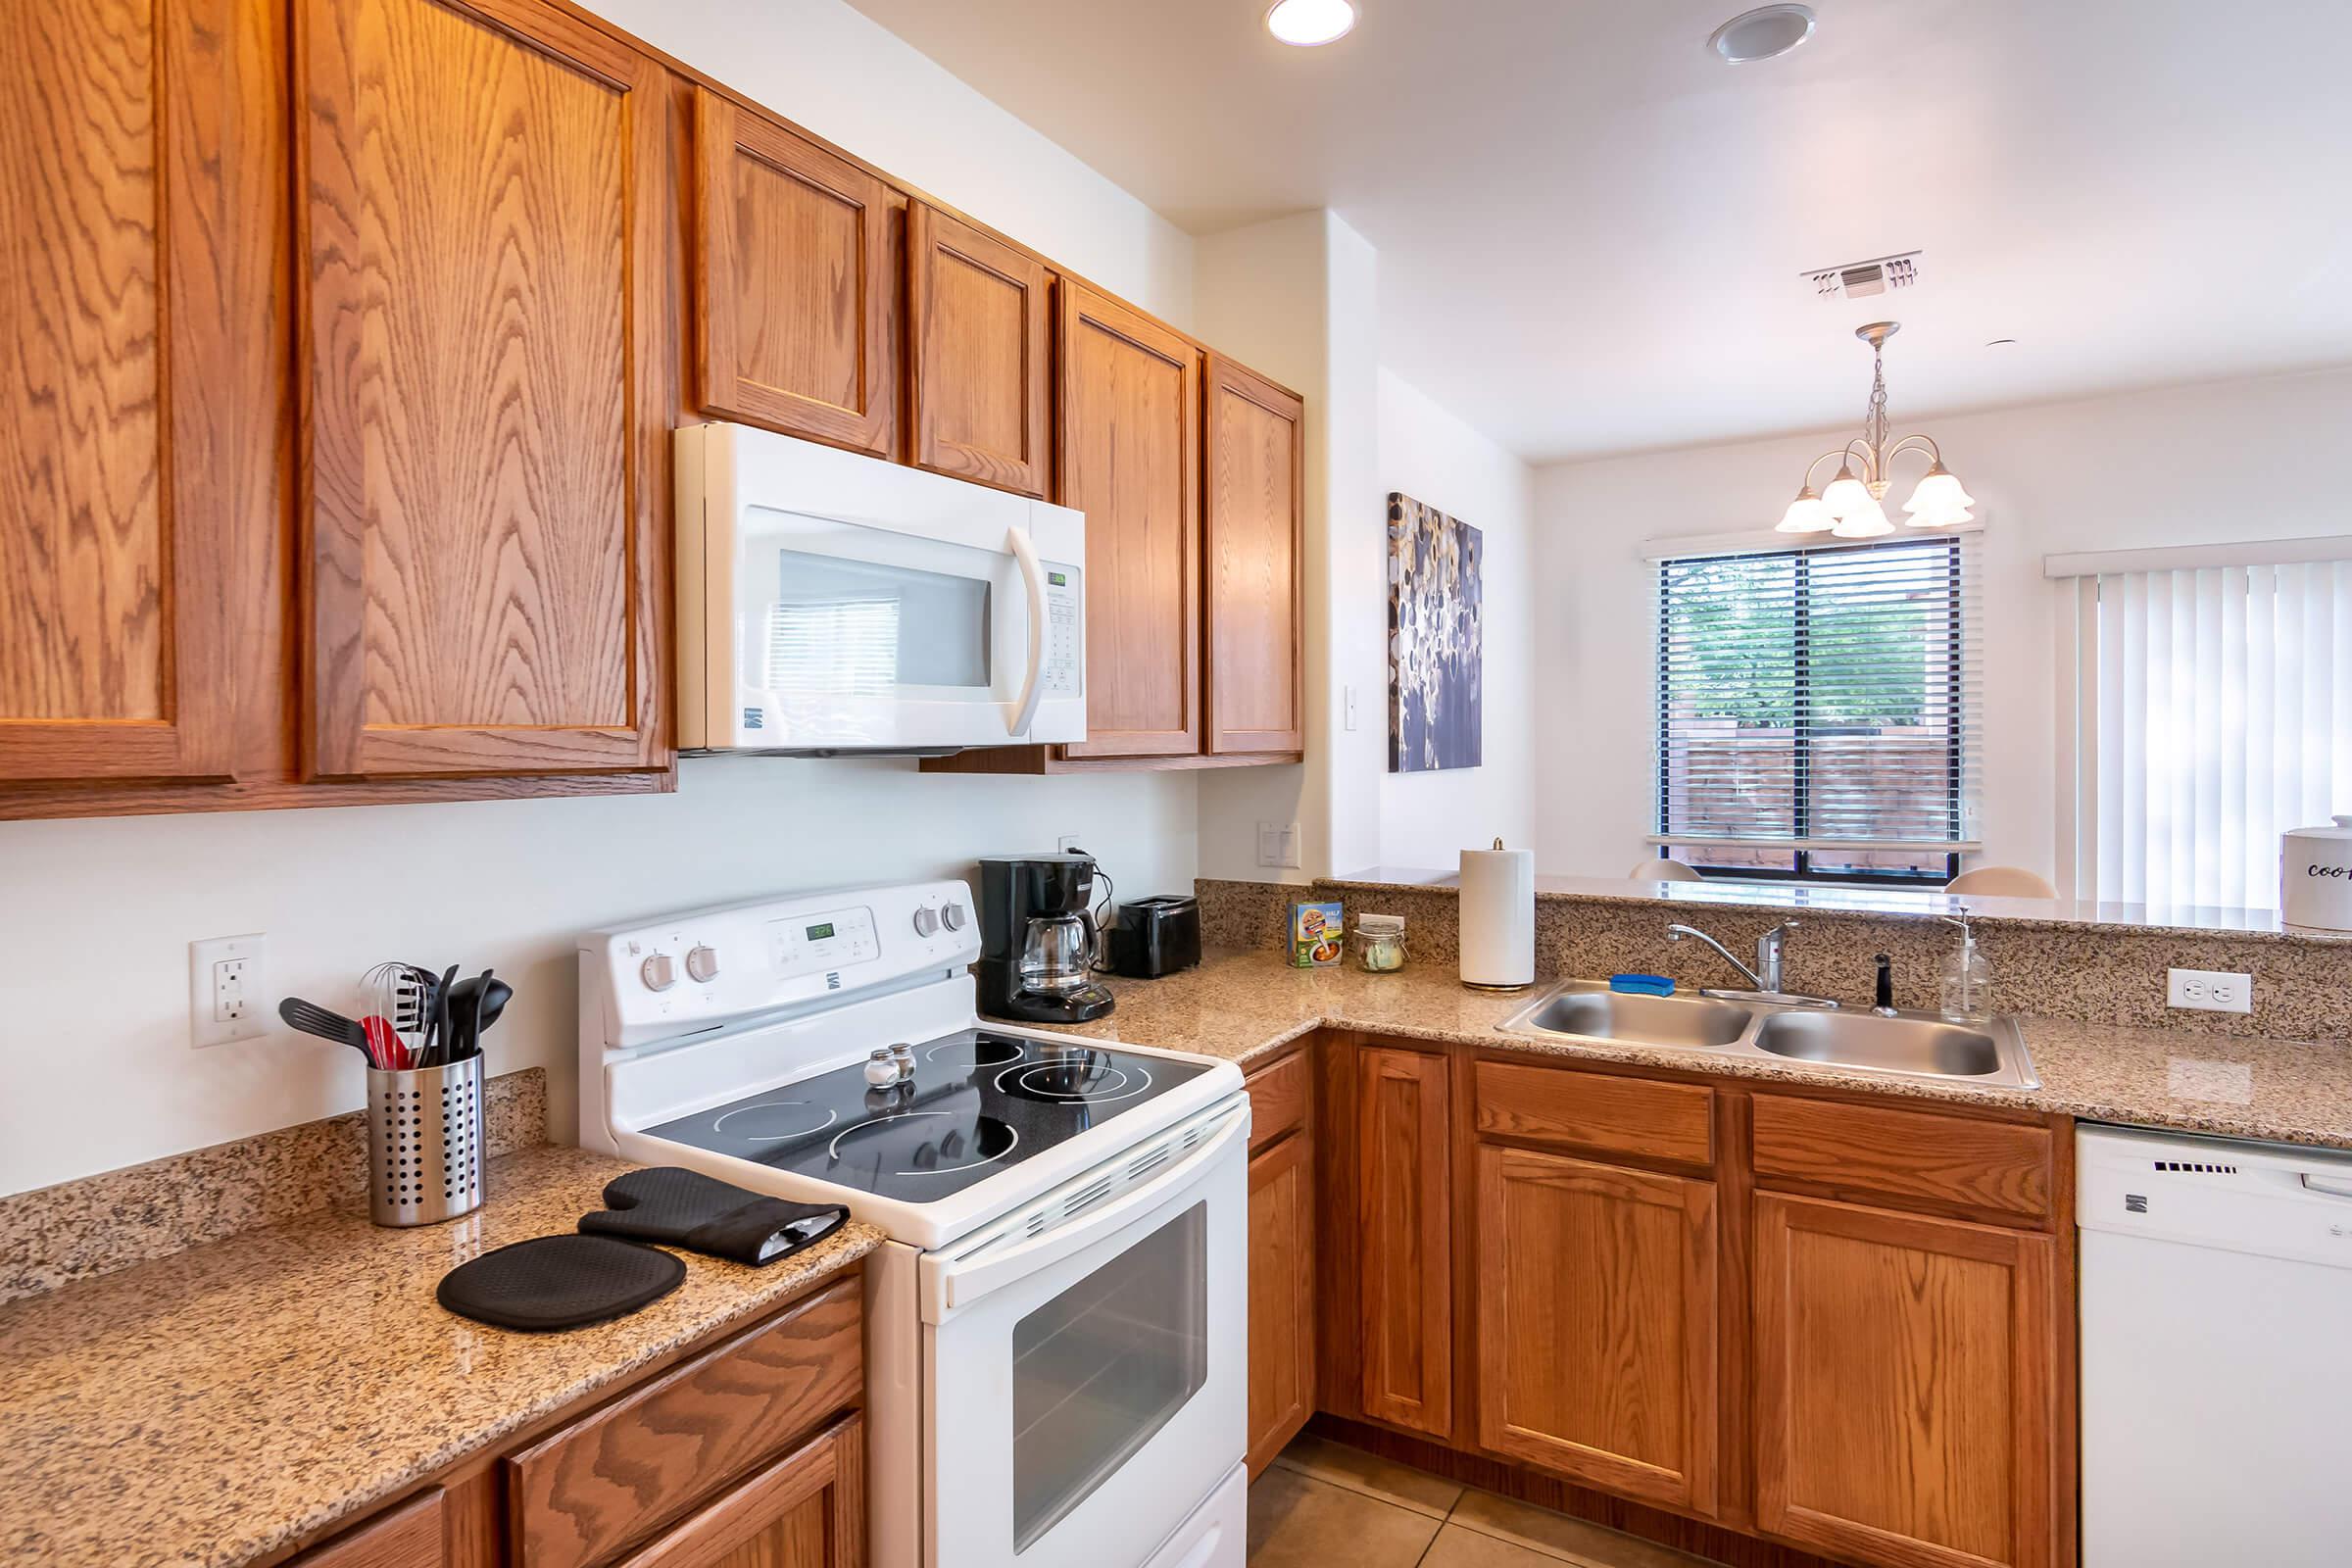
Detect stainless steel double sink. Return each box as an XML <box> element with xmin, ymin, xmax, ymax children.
<box><xmin>1495</xmin><ymin>980</ymin><xmax>2039</xmax><ymax>1091</ymax></box>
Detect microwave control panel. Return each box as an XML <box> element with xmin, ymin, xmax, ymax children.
<box><xmin>1042</xmin><ymin>564</ymin><xmax>1082</xmax><ymax>696</ymax></box>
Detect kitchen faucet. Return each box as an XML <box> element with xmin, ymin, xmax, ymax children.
<box><xmin>1665</xmin><ymin>920</ymin><xmax>1838</xmax><ymax>1005</ymax></box>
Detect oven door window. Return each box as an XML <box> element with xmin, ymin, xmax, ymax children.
<box><xmin>767</xmin><ymin>551</ymin><xmax>991</xmax><ymax>693</ymax></box>
<box><xmin>1010</xmin><ymin>1201</ymin><xmax>1208</xmax><ymax>1552</ymax></box>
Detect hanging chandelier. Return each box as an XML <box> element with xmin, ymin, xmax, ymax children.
<box><xmin>1776</xmin><ymin>321</ymin><xmax>1974</xmax><ymax>537</ymax></box>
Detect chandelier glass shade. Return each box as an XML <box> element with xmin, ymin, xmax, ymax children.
<box><xmin>1778</xmin><ymin>322</ymin><xmax>1973</xmax><ymax>535</ymax></box>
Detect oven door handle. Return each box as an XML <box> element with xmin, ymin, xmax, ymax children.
<box><xmin>922</xmin><ymin>1102</ymin><xmax>1250</xmax><ymax>1317</ymax></box>
<box><xmin>1004</xmin><ymin>524</ymin><xmax>1047</xmax><ymax>737</ymax></box>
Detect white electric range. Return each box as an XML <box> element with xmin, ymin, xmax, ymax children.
<box><xmin>578</xmin><ymin>881</ymin><xmax>1250</xmax><ymax>1568</ymax></box>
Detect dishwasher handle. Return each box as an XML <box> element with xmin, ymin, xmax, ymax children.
<box><xmin>2299</xmin><ymin>1171</ymin><xmax>2352</xmax><ymax>1200</ymax></box>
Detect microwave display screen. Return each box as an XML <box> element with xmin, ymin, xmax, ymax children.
<box><xmin>807</xmin><ymin>921</ymin><xmax>836</xmax><ymax>941</ymax></box>
<box><xmin>768</xmin><ymin>553</ymin><xmax>990</xmax><ymax>691</ymax></box>
<box><xmin>1048</xmin><ymin>570</ymin><xmax>1068</xmax><ymax>587</ymax></box>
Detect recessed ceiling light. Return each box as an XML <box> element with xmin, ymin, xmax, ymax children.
<box><xmin>1708</xmin><ymin>4</ymin><xmax>1815</xmax><ymax>65</ymax></box>
<box><xmin>1266</xmin><ymin>0</ymin><xmax>1356</xmax><ymax>47</ymax></box>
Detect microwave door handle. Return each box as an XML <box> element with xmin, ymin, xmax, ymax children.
<box><xmin>929</xmin><ymin>1105</ymin><xmax>1249</xmax><ymax>1313</ymax></box>
<box><xmin>1004</xmin><ymin>524</ymin><xmax>1047</xmax><ymax>737</ymax></box>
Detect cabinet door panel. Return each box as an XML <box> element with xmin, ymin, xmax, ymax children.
<box><xmin>695</xmin><ymin>90</ymin><xmax>894</xmax><ymax>456</ymax></box>
<box><xmin>910</xmin><ymin>204</ymin><xmax>1050</xmax><ymax>497</ymax></box>
<box><xmin>613</xmin><ymin>1412</ymin><xmax>862</xmax><ymax>1568</ymax></box>
<box><xmin>1356</xmin><ymin>1045</ymin><xmax>1451</xmax><ymax>1438</ymax></box>
<box><xmin>1474</xmin><ymin>1147</ymin><xmax>1718</xmax><ymax>1516</ymax></box>
<box><xmin>1754</xmin><ymin>1194</ymin><xmax>2056</xmax><ymax>1568</ymax></box>
<box><xmin>1056</xmin><ymin>283</ymin><xmax>1200</xmax><ymax>759</ymax></box>
<box><xmin>1202</xmin><ymin>358</ymin><xmax>1304</xmax><ymax>756</ymax></box>
<box><xmin>1248</xmin><ymin>1129</ymin><xmax>1316</xmax><ymax>1476</ymax></box>
<box><xmin>0</xmin><ymin>0</ymin><xmax>281</xmax><ymax>783</ymax></box>
<box><xmin>298</xmin><ymin>0</ymin><xmax>666</xmax><ymax>778</ymax></box>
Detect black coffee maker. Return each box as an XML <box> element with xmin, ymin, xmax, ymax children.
<box><xmin>975</xmin><ymin>854</ymin><xmax>1116</xmax><ymax>1023</ymax></box>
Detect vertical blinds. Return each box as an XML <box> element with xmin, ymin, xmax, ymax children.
<box><xmin>1654</xmin><ymin>534</ymin><xmax>1984</xmax><ymax>851</ymax></box>
<box><xmin>2069</xmin><ymin>562</ymin><xmax>2352</xmax><ymax>910</ymax></box>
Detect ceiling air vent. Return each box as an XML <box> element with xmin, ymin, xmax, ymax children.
<box><xmin>1805</xmin><ymin>251</ymin><xmax>1920</xmax><ymax>301</ymax></box>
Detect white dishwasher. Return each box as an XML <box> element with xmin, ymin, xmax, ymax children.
<box><xmin>2079</xmin><ymin>1124</ymin><xmax>2352</xmax><ymax>1566</ymax></box>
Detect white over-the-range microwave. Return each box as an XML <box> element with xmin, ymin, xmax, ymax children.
<box><xmin>674</xmin><ymin>422</ymin><xmax>1087</xmax><ymax>755</ymax></box>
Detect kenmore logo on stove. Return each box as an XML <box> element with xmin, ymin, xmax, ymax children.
<box><xmin>826</xmin><ymin>972</ymin><xmax>842</xmax><ymax>991</ymax></box>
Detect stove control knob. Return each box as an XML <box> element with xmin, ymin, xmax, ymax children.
<box><xmin>640</xmin><ymin>953</ymin><xmax>677</xmax><ymax>992</ymax></box>
<box><xmin>912</xmin><ymin>906</ymin><xmax>940</xmax><ymax>937</ymax></box>
<box><xmin>685</xmin><ymin>945</ymin><xmax>720</xmax><ymax>984</ymax></box>
<box><xmin>941</xmin><ymin>902</ymin><xmax>967</xmax><ymax>932</ymax></box>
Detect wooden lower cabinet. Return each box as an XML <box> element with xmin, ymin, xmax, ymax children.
<box><xmin>1354</xmin><ymin>1045</ymin><xmax>1453</xmax><ymax>1439</ymax></box>
<box><xmin>1248</xmin><ymin>1126</ymin><xmax>1316</xmax><ymax>1476</ymax></box>
<box><xmin>612</xmin><ymin>1413</ymin><xmax>862</xmax><ymax>1568</ymax></box>
<box><xmin>1752</xmin><ymin>1194</ymin><xmax>2058</xmax><ymax>1568</ymax></box>
<box><xmin>1474</xmin><ymin>1145</ymin><xmax>1719</xmax><ymax>1517</ymax></box>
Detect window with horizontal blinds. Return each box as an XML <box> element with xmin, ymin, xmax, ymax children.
<box><xmin>2066</xmin><ymin>561</ymin><xmax>2352</xmax><ymax>911</ymax></box>
<box><xmin>1653</xmin><ymin>534</ymin><xmax>1983</xmax><ymax>883</ymax></box>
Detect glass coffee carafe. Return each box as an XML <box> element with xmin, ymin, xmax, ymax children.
<box><xmin>1018</xmin><ymin>910</ymin><xmax>1098</xmax><ymax>997</ymax></box>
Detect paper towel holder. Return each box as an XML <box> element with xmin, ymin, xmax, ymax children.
<box><xmin>1459</xmin><ymin>837</ymin><xmax>1537</xmax><ymax>993</ymax></box>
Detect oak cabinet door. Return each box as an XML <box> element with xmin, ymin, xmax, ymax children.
<box><xmin>611</xmin><ymin>1413</ymin><xmax>863</xmax><ymax>1568</ymax></box>
<box><xmin>1474</xmin><ymin>1146</ymin><xmax>1719</xmax><ymax>1516</ymax></box>
<box><xmin>0</xmin><ymin>0</ymin><xmax>282</xmax><ymax>784</ymax></box>
<box><xmin>297</xmin><ymin>0</ymin><xmax>667</xmax><ymax>779</ymax></box>
<box><xmin>1055</xmin><ymin>282</ymin><xmax>1200</xmax><ymax>759</ymax></box>
<box><xmin>1202</xmin><ymin>358</ymin><xmax>1304</xmax><ymax>756</ymax></box>
<box><xmin>1754</xmin><ymin>1194</ymin><xmax>2058</xmax><ymax>1568</ymax></box>
<box><xmin>1355</xmin><ymin>1045</ymin><xmax>1452</xmax><ymax>1438</ymax></box>
<box><xmin>1248</xmin><ymin>1129</ymin><xmax>1316</xmax><ymax>1476</ymax></box>
<box><xmin>909</xmin><ymin>204</ymin><xmax>1050</xmax><ymax>498</ymax></box>
<box><xmin>694</xmin><ymin>89</ymin><xmax>895</xmax><ymax>457</ymax></box>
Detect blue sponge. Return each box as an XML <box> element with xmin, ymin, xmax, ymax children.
<box><xmin>1608</xmin><ymin>973</ymin><xmax>1675</xmax><ymax>996</ymax></box>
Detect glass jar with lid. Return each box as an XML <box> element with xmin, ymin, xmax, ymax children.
<box><xmin>1351</xmin><ymin>912</ymin><xmax>1408</xmax><ymax>972</ymax></box>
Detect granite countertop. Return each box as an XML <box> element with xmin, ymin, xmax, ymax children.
<box><xmin>1045</xmin><ymin>950</ymin><xmax>2352</xmax><ymax>1151</ymax></box>
<box><xmin>0</xmin><ymin>1145</ymin><xmax>883</xmax><ymax>1568</ymax></box>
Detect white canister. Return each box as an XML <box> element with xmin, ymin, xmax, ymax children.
<box><xmin>2280</xmin><ymin>815</ymin><xmax>2352</xmax><ymax>930</ymax></box>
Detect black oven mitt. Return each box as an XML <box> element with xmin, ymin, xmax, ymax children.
<box><xmin>580</xmin><ymin>1166</ymin><xmax>849</xmax><ymax>1266</ymax></box>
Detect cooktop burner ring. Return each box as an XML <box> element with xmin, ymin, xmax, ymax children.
<box><xmin>826</xmin><ymin>1110</ymin><xmax>1021</xmax><ymax>1176</ymax></box>
<box><xmin>923</xmin><ymin>1035</ymin><xmax>1027</xmax><ymax>1069</ymax></box>
<box><xmin>709</xmin><ymin>1099</ymin><xmax>839</xmax><ymax>1143</ymax></box>
<box><xmin>996</xmin><ymin>1056</ymin><xmax>1154</xmax><ymax>1104</ymax></box>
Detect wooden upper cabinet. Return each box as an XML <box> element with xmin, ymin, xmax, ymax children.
<box><xmin>1355</xmin><ymin>1045</ymin><xmax>1453</xmax><ymax>1439</ymax></box>
<box><xmin>1753</xmin><ymin>1194</ymin><xmax>2058</xmax><ymax>1568</ymax></box>
<box><xmin>1475</xmin><ymin>1146</ymin><xmax>1719</xmax><ymax>1517</ymax></box>
<box><xmin>1202</xmin><ymin>358</ymin><xmax>1305</xmax><ymax>756</ymax></box>
<box><xmin>295</xmin><ymin>0</ymin><xmax>667</xmax><ymax>780</ymax></box>
<box><xmin>1056</xmin><ymin>282</ymin><xmax>1201</xmax><ymax>759</ymax></box>
<box><xmin>693</xmin><ymin>89</ymin><xmax>896</xmax><ymax>456</ymax></box>
<box><xmin>909</xmin><ymin>204</ymin><xmax>1051</xmax><ymax>497</ymax></box>
<box><xmin>0</xmin><ymin>0</ymin><xmax>283</xmax><ymax>785</ymax></box>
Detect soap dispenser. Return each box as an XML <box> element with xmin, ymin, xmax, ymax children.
<box><xmin>1938</xmin><ymin>911</ymin><xmax>1992</xmax><ymax>1022</ymax></box>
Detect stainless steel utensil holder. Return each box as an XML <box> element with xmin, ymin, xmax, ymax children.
<box><xmin>367</xmin><ymin>1054</ymin><xmax>485</xmax><ymax>1226</ymax></box>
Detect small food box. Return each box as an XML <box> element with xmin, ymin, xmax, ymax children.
<box><xmin>1290</xmin><ymin>901</ymin><xmax>1345</xmax><ymax>967</ymax></box>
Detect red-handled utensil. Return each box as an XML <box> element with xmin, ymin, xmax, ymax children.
<box><xmin>361</xmin><ymin>1014</ymin><xmax>408</xmax><ymax>1070</ymax></box>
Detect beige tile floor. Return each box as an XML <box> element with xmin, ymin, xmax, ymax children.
<box><xmin>1248</xmin><ymin>1435</ymin><xmax>1726</xmax><ymax>1568</ymax></box>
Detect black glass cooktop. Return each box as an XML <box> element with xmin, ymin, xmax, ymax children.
<box><xmin>642</xmin><ymin>1029</ymin><xmax>1211</xmax><ymax>1200</ymax></box>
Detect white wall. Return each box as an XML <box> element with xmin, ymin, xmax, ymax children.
<box><xmin>0</xmin><ymin>0</ymin><xmax>1201</xmax><ymax>1200</ymax></box>
<box><xmin>1376</xmin><ymin>368</ymin><xmax>1535</xmax><ymax>867</ymax></box>
<box><xmin>1531</xmin><ymin>366</ymin><xmax>2352</xmax><ymax>884</ymax></box>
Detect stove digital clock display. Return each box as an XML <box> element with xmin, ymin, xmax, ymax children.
<box><xmin>807</xmin><ymin>921</ymin><xmax>836</xmax><ymax>940</ymax></box>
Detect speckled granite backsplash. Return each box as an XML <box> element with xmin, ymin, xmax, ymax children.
<box><xmin>1198</xmin><ymin>877</ymin><xmax>2352</xmax><ymax>1044</ymax></box>
<box><xmin>0</xmin><ymin>1066</ymin><xmax>547</xmax><ymax>1305</ymax></box>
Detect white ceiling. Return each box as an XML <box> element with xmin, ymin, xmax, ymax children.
<box><xmin>844</xmin><ymin>0</ymin><xmax>2352</xmax><ymax>463</ymax></box>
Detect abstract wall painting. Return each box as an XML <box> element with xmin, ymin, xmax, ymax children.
<box><xmin>1387</xmin><ymin>491</ymin><xmax>1483</xmax><ymax>772</ymax></box>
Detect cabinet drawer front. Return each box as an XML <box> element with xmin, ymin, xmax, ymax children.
<box><xmin>505</xmin><ymin>1278</ymin><xmax>862</xmax><ymax>1568</ymax></box>
<box><xmin>1245</xmin><ymin>1049</ymin><xmax>1310</xmax><ymax>1152</ymax></box>
<box><xmin>1750</xmin><ymin>1096</ymin><xmax>2053</xmax><ymax>1221</ymax></box>
<box><xmin>293</xmin><ymin>1487</ymin><xmax>445</xmax><ymax>1567</ymax></box>
<box><xmin>1474</xmin><ymin>1059</ymin><xmax>1714</xmax><ymax>1167</ymax></box>
<box><xmin>612</xmin><ymin>1412</ymin><xmax>862</xmax><ymax>1568</ymax></box>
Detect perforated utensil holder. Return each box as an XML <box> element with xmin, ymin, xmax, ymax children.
<box><xmin>368</xmin><ymin>1054</ymin><xmax>485</xmax><ymax>1226</ymax></box>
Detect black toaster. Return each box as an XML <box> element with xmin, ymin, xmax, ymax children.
<box><xmin>1105</xmin><ymin>896</ymin><xmax>1201</xmax><ymax>978</ymax></box>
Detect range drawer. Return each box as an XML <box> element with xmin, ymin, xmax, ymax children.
<box><xmin>1246</xmin><ymin>1048</ymin><xmax>1311</xmax><ymax>1152</ymax></box>
<box><xmin>1474</xmin><ymin>1057</ymin><xmax>1714</xmax><ymax>1168</ymax></box>
<box><xmin>1749</xmin><ymin>1094</ymin><xmax>2054</xmax><ymax>1222</ymax></box>
<box><xmin>503</xmin><ymin>1276</ymin><xmax>862</xmax><ymax>1568</ymax></box>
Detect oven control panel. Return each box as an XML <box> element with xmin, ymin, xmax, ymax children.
<box><xmin>585</xmin><ymin>879</ymin><xmax>981</xmax><ymax>1050</ymax></box>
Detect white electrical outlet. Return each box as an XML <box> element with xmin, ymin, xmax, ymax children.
<box><xmin>190</xmin><ymin>933</ymin><xmax>269</xmax><ymax>1048</ymax></box>
<box><xmin>2168</xmin><ymin>966</ymin><xmax>2254</xmax><ymax>1014</ymax></box>
<box><xmin>1056</xmin><ymin>833</ymin><xmax>1082</xmax><ymax>854</ymax></box>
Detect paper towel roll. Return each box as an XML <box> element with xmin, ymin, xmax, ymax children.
<box><xmin>1459</xmin><ymin>840</ymin><xmax>1535</xmax><ymax>990</ymax></box>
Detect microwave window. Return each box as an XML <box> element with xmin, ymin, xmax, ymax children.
<box><xmin>766</xmin><ymin>553</ymin><xmax>991</xmax><ymax>692</ymax></box>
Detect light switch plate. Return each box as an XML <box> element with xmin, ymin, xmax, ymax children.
<box><xmin>2168</xmin><ymin>966</ymin><xmax>2253</xmax><ymax>1014</ymax></box>
<box><xmin>191</xmin><ymin>933</ymin><xmax>269</xmax><ymax>1048</ymax></box>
